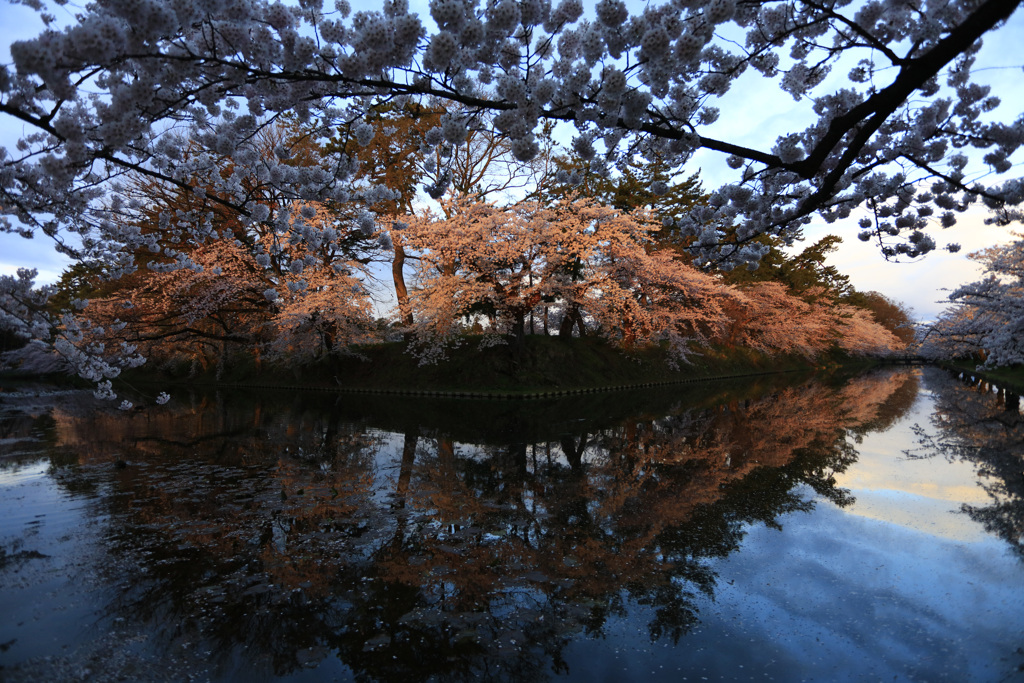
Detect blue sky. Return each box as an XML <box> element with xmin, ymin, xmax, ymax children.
<box><xmin>682</xmin><ymin>5</ymin><xmax>1024</xmax><ymax>320</ymax></box>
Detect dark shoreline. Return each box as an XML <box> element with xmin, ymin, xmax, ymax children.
<box><xmin>1</xmin><ymin>335</ymin><xmax>902</xmax><ymax>400</ymax></box>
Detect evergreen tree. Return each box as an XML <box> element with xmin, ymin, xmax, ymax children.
<box><xmin>721</xmin><ymin>235</ymin><xmax>853</xmax><ymax>300</ymax></box>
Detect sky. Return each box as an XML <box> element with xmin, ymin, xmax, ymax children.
<box><xmin>682</xmin><ymin>6</ymin><xmax>1024</xmax><ymax>321</ymax></box>
<box><xmin>0</xmin><ymin>1</ymin><xmax>1021</xmax><ymax>322</ymax></box>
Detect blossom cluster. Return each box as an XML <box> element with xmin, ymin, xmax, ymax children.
<box><xmin>403</xmin><ymin>197</ymin><xmax>905</xmax><ymax>365</ymax></box>
<box><xmin>0</xmin><ymin>0</ymin><xmax>1019</xmax><ymax>386</ymax></box>
<box><xmin>920</xmin><ymin>236</ymin><xmax>1024</xmax><ymax>367</ymax></box>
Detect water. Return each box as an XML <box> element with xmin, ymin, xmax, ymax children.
<box><xmin>0</xmin><ymin>367</ymin><xmax>1021</xmax><ymax>682</ymax></box>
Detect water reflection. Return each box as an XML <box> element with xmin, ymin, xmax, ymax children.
<box><xmin>908</xmin><ymin>370</ymin><xmax>1024</xmax><ymax>560</ymax></box>
<box><xmin>1</xmin><ymin>369</ymin><xmax>980</xmax><ymax>682</ymax></box>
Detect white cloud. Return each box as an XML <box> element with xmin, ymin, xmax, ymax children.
<box><xmin>0</xmin><ymin>232</ymin><xmax>74</xmax><ymax>285</ymax></box>
<box><xmin>805</xmin><ymin>208</ymin><xmax>1019</xmax><ymax>321</ymax></box>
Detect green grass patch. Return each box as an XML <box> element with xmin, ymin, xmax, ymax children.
<box><xmin>940</xmin><ymin>359</ymin><xmax>1024</xmax><ymax>394</ymax></box>
<box><xmin>126</xmin><ymin>335</ymin><xmax>879</xmax><ymax>396</ymax></box>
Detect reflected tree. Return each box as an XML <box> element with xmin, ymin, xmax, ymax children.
<box><xmin>8</xmin><ymin>369</ymin><xmax>921</xmax><ymax>680</ymax></box>
<box><xmin>908</xmin><ymin>369</ymin><xmax>1024</xmax><ymax>560</ymax></box>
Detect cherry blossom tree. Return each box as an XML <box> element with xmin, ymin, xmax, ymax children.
<box><xmin>330</xmin><ymin>99</ymin><xmax>555</xmax><ymax>329</ymax></box>
<box><xmin>542</xmin><ymin>147</ymin><xmax>708</xmax><ymax>259</ymax></box>
<box><xmin>405</xmin><ymin>195</ymin><xmax>909</xmax><ymax>364</ymax></box>
<box><xmin>917</xmin><ymin>304</ymin><xmax>985</xmax><ymax>362</ymax></box>
<box><xmin>78</xmin><ymin>200</ymin><xmax>379</xmax><ymax>369</ymax></box>
<box><xmin>34</xmin><ymin>117</ymin><xmax>386</xmax><ymax>373</ymax></box>
<box><xmin>843</xmin><ymin>290</ymin><xmax>916</xmax><ymax>345</ymax></box>
<box><xmin>329</xmin><ymin>100</ymin><xmax>442</xmax><ymax>327</ymax></box>
<box><xmin>261</xmin><ymin>202</ymin><xmax>379</xmax><ymax>361</ymax></box>
<box><xmin>85</xmin><ymin>240</ymin><xmax>281</xmax><ymax>376</ymax></box>
<box><xmin>920</xmin><ymin>236</ymin><xmax>1024</xmax><ymax>366</ymax></box>
<box><xmin>716</xmin><ymin>281</ymin><xmax>904</xmax><ymax>359</ymax></box>
<box><xmin>718</xmin><ymin>281</ymin><xmax>834</xmax><ymax>358</ymax></box>
<box><xmin>407</xmin><ymin>197</ymin><xmax>730</xmax><ymax>364</ymax></box>
<box><xmin>0</xmin><ymin>0</ymin><xmax>1020</xmax><ymax>380</ymax></box>
<box><xmin>3</xmin><ymin>0</ymin><xmax>1018</xmax><ymax>256</ymax></box>
<box><xmin>832</xmin><ymin>302</ymin><xmax>906</xmax><ymax>356</ymax></box>
<box><xmin>403</xmin><ymin>198</ymin><xmax>564</xmax><ymax>362</ymax></box>
<box><xmin>415</xmin><ymin>201</ymin><xmax>520</xmax><ymax>313</ymax></box>
<box><xmin>569</xmin><ymin>205</ymin><xmax>731</xmax><ymax>360</ymax></box>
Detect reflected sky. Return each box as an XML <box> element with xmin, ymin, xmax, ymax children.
<box><xmin>560</xmin><ymin>385</ymin><xmax>1024</xmax><ymax>682</ymax></box>
<box><xmin>836</xmin><ymin>392</ymin><xmax>996</xmax><ymax>542</ymax></box>
<box><xmin>622</xmin><ymin>505</ymin><xmax>1021</xmax><ymax>682</ymax></box>
<box><xmin>1</xmin><ymin>367</ymin><xmax>1022</xmax><ymax>682</ymax></box>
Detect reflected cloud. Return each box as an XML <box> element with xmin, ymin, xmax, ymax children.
<box><xmin>833</xmin><ymin>372</ymin><xmax>1000</xmax><ymax>542</ymax></box>
<box><xmin>0</xmin><ymin>368</ymin><xmax>975</xmax><ymax>681</ymax></box>
<box><xmin>904</xmin><ymin>368</ymin><xmax>1024</xmax><ymax>560</ymax></box>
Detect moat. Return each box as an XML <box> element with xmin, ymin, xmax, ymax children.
<box><xmin>1</xmin><ymin>366</ymin><xmax>1022</xmax><ymax>682</ymax></box>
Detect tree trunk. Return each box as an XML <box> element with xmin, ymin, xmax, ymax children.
<box><xmin>560</xmin><ymin>433</ymin><xmax>589</xmax><ymax>473</ymax></box>
<box><xmin>1006</xmin><ymin>391</ymin><xmax>1020</xmax><ymax>413</ymax></box>
<box><xmin>321</xmin><ymin>319</ymin><xmax>337</xmax><ymax>354</ymax></box>
<box><xmin>559</xmin><ymin>306</ymin><xmax>575</xmax><ymax>337</ymax></box>
<box><xmin>528</xmin><ymin>272</ymin><xmax>535</xmax><ymax>335</ymax></box>
<box><xmin>437</xmin><ymin>438</ymin><xmax>456</xmax><ymax>491</ymax></box>
<box><xmin>392</xmin><ymin>237</ymin><xmax>413</xmax><ymax>327</ymax></box>
<box><xmin>394</xmin><ymin>427</ymin><xmax>419</xmax><ymax>508</ymax></box>
<box><xmin>512</xmin><ymin>312</ymin><xmax>526</xmax><ymax>369</ymax></box>
<box><xmin>622</xmin><ymin>320</ymin><xmax>635</xmax><ymax>348</ymax></box>
<box><xmin>559</xmin><ymin>306</ymin><xmax>586</xmax><ymax>337</ymax></box>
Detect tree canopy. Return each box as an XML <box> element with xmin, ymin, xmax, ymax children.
<box><xmin>920</xmin><ymin>236</ymin><xmax>1024</xmax><ymax>366</ymax></box>
<box><xmin>2</xmin><ymin>0</ymin><xmax>1020</xmax><ymax>255</ymax></box>
<box><xmin>0</xmin><ymin>0</ymin><xmax>1019</xmax><ymax>382</ymax></box>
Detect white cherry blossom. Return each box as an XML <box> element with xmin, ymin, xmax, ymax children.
<box><xmin>0</xmin><ymin>0</ymin><xmax>1019</xmax><ymax>386</ymax></box>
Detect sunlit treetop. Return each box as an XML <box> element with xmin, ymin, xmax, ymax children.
<box><xmin>0</xmin><ymin>0</ymin><xmax>1020</xmax><ymax>385</ymax></box>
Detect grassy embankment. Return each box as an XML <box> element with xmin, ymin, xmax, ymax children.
<box><xmin>131</xmin><ymin>335</ymin><xmax>878</xmax><ymax>397</ymax></box>
<box><xmin>938</xmin><ymin>359</ymin><xmax>1024</xmax><ymax>394</ymax></box>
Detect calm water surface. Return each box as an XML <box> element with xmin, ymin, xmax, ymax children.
<box><xmin>0</xmin><ymin>367</ymin><xmax>1021</xmax><ymax>682</ymax></box>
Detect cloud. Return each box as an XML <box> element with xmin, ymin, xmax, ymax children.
<box><xmin>0</xmin><ymin>233</ymin><xmax>73</xmax><ymax>285</ymax></box>
<box><xmin>805</xmin><ymin>208</ymin><xmax>1018</xmax><ymax>321</ymax></box>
